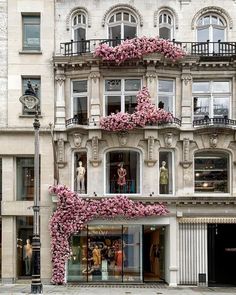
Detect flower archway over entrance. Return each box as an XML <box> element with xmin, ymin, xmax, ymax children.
<box><xmin>49</xmin><ymin>185</ymin><xmax>169</xmax><ymax>284</ymax></box>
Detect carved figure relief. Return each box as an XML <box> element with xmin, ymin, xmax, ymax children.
<box><xmin>57</xmin><ymin>138</ymin><xmax>65</xmax><ymax>168</ymax></box>
<box><xmin>73</xmin><ymin>133</ymin><xmax>82</xmax><ymax>148</ymax></box>
<box><xmin>148</xmin><ymin>136</ymin><xmax>155</xmax><ymax>161</ymax></box>
<box><xmin>164</xmin><ymin>133</ymin><xmax>172</xmax><ymax>148</ymax></box>
<box><xmin>209</xmin><ymin>134</ymin><xmax>218</xmax><ymax>148</ymax></box>
<box><xmin>118</xmin><ymin>131</ymin><xmax>128</xmax><ymax>146</ymax></box>
<box><xmin>90</xmin><ymin>136</ymin><xmax>101</xmax><ymax>167</ymax></box>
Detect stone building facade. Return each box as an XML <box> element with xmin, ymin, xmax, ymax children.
<box><xmin>1</xmin><ymin>0</ymin><xmax>236</xmax><ymax>287</ymax></box>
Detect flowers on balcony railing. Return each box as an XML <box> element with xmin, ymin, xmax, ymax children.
<box><xmin>100</xmin><ymin>87</ymin><xmax>173</xmax><ymax>132</ymax></box>
<box><xmin>94</xmin><ymin>36</ymin><xmax>186</xmax><ymax>64</ymax></box>
<box><xmin>49</xmin><ymin>185</ymin><xmax>168</xmax><ymax>284</ymax></box>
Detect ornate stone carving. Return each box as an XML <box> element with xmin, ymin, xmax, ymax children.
<box><xmin>146</xmin><ymin>71</ymin><xmax>156</xmax><ymax>82</ymax></box>
<box><xmin>209</xmin><ymin>133</ymin><xmax>218</xmax><ymax>148</ymax></box>
<box><xmin>118</xmin><ymin>131</ymin><xmax>128</xmax><ymax>146</ymax></box>
<box><xmin>164</xmin><ymin>133</ymin><xmax>172</xmax><ymax>148</ymax></box>
<box><xmin>73</xmin><ymin>133</ymin><xmax>82</xmax><ymax>148</ymax></box>
<box><xmin>57</xmin><ymin>138</ymin><xmax>66</xmax><ymax>168</ymax></box>
<box><xmin>55</xmin><ymin>74</ymin><xmax>66</xmax><ymax>86</ymax></box>
<box><xmin>181</xmin><ymin>74</ymin><xmax>192</xmax><ymax>86</ymax></box>
<box><xmin>90</xmin><ymin>136</ymin><xmax>101</xmax><ymax>167</ymax></box>
<box><xmin>180</xmin><ymin>138</ymin><xmax>192</xmax><ymax>168</ymax></box>
<box><xmin>89</xmin><ymin>71</ymin><xmax>100</xmax><ymax>83</ymax></box>
<box><xmin>145</xmin><ymin>136</ymin><xmax>157</xmax><ymax>167</ymax></box>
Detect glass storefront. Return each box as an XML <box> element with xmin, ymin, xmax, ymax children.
<box><xmin>67</xmin><ymin>225</ymin><xmax>165</xmax><ymax>283</ymax></box>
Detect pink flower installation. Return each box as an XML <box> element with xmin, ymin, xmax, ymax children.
<box><xmin>49</xmin><ymin>185</ymin><xmax>169</xmax><ymax>284</ymax></box>
<box><xmin>94</xmin><ymin>36</ymin><xmax>186</xmax><ymax>64</ymax></box>
<box><xmin>100</xmin><ymin>87</ymin><xmax>174</xmax><ymax>132</ymax></box>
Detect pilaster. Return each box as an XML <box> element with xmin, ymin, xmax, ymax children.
<box><xmin>181</xmin><ymin>70</ymin><xmax>192</xmax><ymax>128</ymax></box>
<box><xmin>89</xmin><ymin>67</ymin><xmax>101</xmax><ymax>125</ymax></box>
<box><xmin>55</xmin><ymin>69</ymin><xmax>66</xmax><ymax>129</ymax></box>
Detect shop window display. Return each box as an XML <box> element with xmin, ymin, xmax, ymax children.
<box><xmin>106</xmin><ymin>151</ymin><xmax>140</xmax><ymax>194</ymax></box>
<box><xmin>159</xmin><ymin>151</ymin><xmax>173</xmax><ymax>194</ymax></box>
<box><xmin>194</xmin><ymin>152</ymin><xmax>229</xmax><ymax>193</ymax></box>
<box><xmin>16</xmin><ymin>157</ymin><xmax>34</xmax><ymax>200</ymax></box>
<box><xmin>67</xmin><ymin>225</ymin><xmax>141</xmax><ymax>282</ymax></box>
<box><xmin>74</xmin><ymin>152</ymin><xmax>87</xmax><ymax>194</ymax></box>
<box><xmin>16</xmin><ymin>216</ymin><xmax>33</xmax><ymax>277</ymax></box>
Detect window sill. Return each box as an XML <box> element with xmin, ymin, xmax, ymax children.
<box><xmin>19</xmin><ymin>50</ymin><xmax>42</xmax><ymax>55</ymax></box>
<box><xmin>19</xmin><ymin>114</ymin><xmax>43</xmax><ymax>118</ymax></box>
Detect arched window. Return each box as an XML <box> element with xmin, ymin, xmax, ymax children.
<box><xmin>159</xmin><ymin>11</ymin><xmax>173</xmax><ymax>40</ymax></box>
<box><xmin>197</xmin><ymin>14</ymin><xmax>226</xmax><ymax>43</ymax></box>
<box><xmin>106</xmin><ymin>150</ymin><xmax>140</xmax><ymax>194</ymax></box>
<box><xmin>194</xmin><ymin>151</ymin><xmax>229</xmax><ymax>193</ymax></box>
<box><xmin>108</xmin><ymin>11</ymin><xmax>137</xmax><ymax>42</ymax></box>
<box><xmin>72</xmin><ymin>13</ymin><xmax>87</xmax><ymax>53</ymax></box>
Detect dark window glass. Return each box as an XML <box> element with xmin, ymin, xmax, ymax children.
<box><xmin>16</xmin><ymin>158</ymin><xmax>34</xmax><ymax>201</ymax></box>
<box><xmin>23</xmin><ymin>15</ymin><xmax>40</xmax><ymax>51</ymax></box>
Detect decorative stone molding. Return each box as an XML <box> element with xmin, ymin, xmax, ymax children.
<box><xmin>145</xmin><ymin>136</ymin><xmax>157</xmax><ymax>167</ymax></box>
<box><xmin>164</xmin><ymin>133</ymin><xmax>173</xmax><ymax>148</ymax></box>
<box><xmin>145</xmin><ymin>71</ymin><xmax>157</xmax><ymax>82</ymax></box>
<box><xmin>209</xmin><ymin>133</ymin><xmax>218</xmax><ymax>148</ymax></box>
<box><xmin>102</xmin><ymin>4</ymin><xmax>143</xmax><ymax>27</ymax></box>
<box><xmin>191</xmin><ymin>6</ymin><xmax>233</xmax><ymax>30</ymax></box>
<box><xmin>179</xmin><ymin>217</ymin><xmax>236</xmax><ymax>224</ymax></box>
<box><xmin>89</xmin><ymin>71</ymin><xmax>100</xmax><ymax>83</ymax></box>
<box><xmin>66</xmin><ymin>7</ymin><xmax>91</xmax><ymax>30</ymax></box>
<box><xmin>55</xmin><ymin>73</ymin><xmax>66</xmax><ymax>86</ymax></box>
<box><xmin>179</xmin><ymin>0</ymin><xmax>191</xmax><ymax>5</ymax></box>
<box><xmin>90</xmin><ymin>136</ymin><xmax>101</xmax><ymax>167</ymax></box>
<box><xmin>73</xmin><ymin>133</ymin><xmax>82</xmax><ymax>148</ymax></box>
<box><xmin>118</xmin><ymin>131</ymin><xmax>128</xmax><ymax>146</ymax></box>
<box><xmin>57</xmin><ymin>138</ymin><xmax>66</xmax><ymax>168</ymax></box>
<box><xmin>181</xmin><ymin>73</ymin><xmax>192</xmax><ymax>86</ymax></box>
<box><xmin>154</xmin><ymin>6</ymin><xmax>179</xmax><ymax>29</ymax></box>
<box><xmin>180</xmin><ymin>138</ymin><xmax>192</xmax><ymax>168</ymax></box>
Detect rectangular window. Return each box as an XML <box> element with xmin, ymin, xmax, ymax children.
<box><xmin>193</xmin><ymin>80</ymin><xmax>230</xmax><ymax>120</ymax></box>
<box><xmin>22</xmin><ymin>15</ymin><xmax>40</xmax><ymax>51</ymax></box>
<box><xmin>16</xmin><ymin>216</ymin><xmax>33</xmax><ymax>277</ymax></box>
<box><xmin>22</xmin><ymin>78</ymin><xmax>41</xmax><ymax>115</ymax></box>
<box><xmin>158</xmin><ymin>79</ymin><xmax>175</xmax><ymax>113</ymax></box>
<box><xmin>104</xmin><ymin>79</ymin><xmax>141</xmax><ymax>115</ymax></box>
<box><xmin>72</xmin><ymin>80</ymin><xmax>88</xmax><ymax>125</ymax></box>
<box><xmin>194</xmin><ymin>153</ymin><xmax>229</xmax><ymax>193</ymax></box>
<box><xmin>16</xmin><ymin>157</ymin><xmax>34</xmax><ymax>201</ymax></box>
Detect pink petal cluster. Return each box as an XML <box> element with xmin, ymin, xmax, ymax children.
<box><xmin>49</xmin><ymin>185</ymin><xmax>169</xmax><ymax>284</ymax></box>
<box><xmin>94</xmin><ymin>36</ymin><xmax>186</xmax><ymax>64</ymax></box>
<box><xmin>100</xmin><ymin>87</ymin><xmax>174</xmax><ymax>131</ymax></box>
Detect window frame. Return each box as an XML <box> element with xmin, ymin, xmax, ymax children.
<box><xmin>104</xmin><ymin>148</ymin><xmax>142</xmax><ymax>196</ymax></box>
<box><xmin>158</xmin><ymin>11</ymin><xmax>174</xmax><ymax>40</ymax></box>
<box><xmin>107</xmin><ymin>11</ymin><xmax>137</xmax><ymax>40</ymax></box>
<box><xmin>194</xmin><ymin>151</ymin><xmax>230</xmax><ymax>195</ymax></box>
<box><xmin>157</xmin><ymin>78</ymin><xmax>175</xmax><ymax>115</ymax></box>
<box><xmin>16</xmin><ymin>157</ymin><xmax>34</xmax><ymax>201</ymax></box>
<box><xmin>22</xmin><ymin>14</ymin><xmax>41</xmax><ymax>51</ymax></box>
<box><xmin>192</xmin><ymin>80</ymin><xmax>231</xmax><ymax>120</ymax></box>
<box><xmin>196</xmin><ymin>14</ymin><xmax>226</xmax><ymax>42</ymax></box>
<box><xmin>104</xmin><ymin>78</ymin><xmax>142</xmax><ymax>116</ymax></box>
<box><xmin>71</xmin><ymin>79</ymin><xmax>89</xmax><ymax>125</ymax></box>
<box><xmin>21</xmin><ymin>76</ymin><xmax>41</xmax><ymax>115</ymax></box>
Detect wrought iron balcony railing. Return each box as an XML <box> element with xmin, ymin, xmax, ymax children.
<box><xmin>59</xmin><ymin>38</ymin><xmax>236</xmax><ymax>57</ymax></box>
<box><xmin>193</xmin><ymin>116</ymin><xmax>236</xmax><ymax>127</ymax></box>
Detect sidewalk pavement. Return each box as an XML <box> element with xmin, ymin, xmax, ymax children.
<box><xmin>0</xmin><ymin>283</ymin><xmax>236</xmax><ymax>295</ymax></box>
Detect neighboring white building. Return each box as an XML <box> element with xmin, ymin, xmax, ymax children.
<box><xmin>1</xmin><ymin>0</ymin><xmax>236</xmax><ymax>287</ymax></box>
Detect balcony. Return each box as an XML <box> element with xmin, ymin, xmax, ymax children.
<box><xmin>59</xmin><ymin>39</ymin><xmax>236</xmax><ymax>58</ymax></box>
<box><xmin>193</xmin><ymin>116</ymin><xmax>236</xmax><ymax>127</ymax></box>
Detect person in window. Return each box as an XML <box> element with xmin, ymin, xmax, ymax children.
<box><xmin>117</xmin><ymin>162</ymin><xmax>127</xmax><ymax>189</ymax></box>
<box><xmin>160</xmin><ymin>161</ymin><xmax>168</xmax><ymax>194</ymax></box>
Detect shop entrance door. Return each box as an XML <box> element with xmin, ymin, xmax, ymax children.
<box><xmin>208</xmin><ymin>224</ymin><xmax>236</xmax><ymax>286</ymax></box>
<box><xmin>143</xmin><ymin>225</ymin><xmax>165</xmax><ymax>282</ymax></box>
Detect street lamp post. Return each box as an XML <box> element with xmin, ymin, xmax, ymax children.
<box><xmin>19</xmin><ymin>81</ymin><xmax>43</xmax><ymax>294</ymax></box>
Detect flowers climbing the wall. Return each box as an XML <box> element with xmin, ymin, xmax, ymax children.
<box><xmin>94</xmin><ymin>36</ymin><xmax>186</xmax><ymax>64</ymax></box>
<box><xmin>49</xmin><ymin>185</ymin><xmax>169</xmax><ymax>284</ymax></box>
<box><xmin>100</xmin><ymin>87</ymin><xmax>173</xmax><ymax>132</ymax></box>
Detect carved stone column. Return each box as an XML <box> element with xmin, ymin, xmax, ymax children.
<box><xmin>55</xmin><ymin>69</ymin><xmax>66</xmax><ymax>128</ymax></box>
<box><xmin>144</xmin><ymin>130</ymin><xmax>158</xmax><ymax>167</ymax></box>
<box><xmin>181</xmin><ymin>70</ymin><xmax>192</xmax><ymax>127</ymax></box>
<box><xmin>145</xmin><ymin>66</ymin><xmax>157</xmax><ymax>103</ymax></box>
<box><xmin>89</xmin><ymin>67</ymin><xmax>101</xmax><ymax>125</ymax></box>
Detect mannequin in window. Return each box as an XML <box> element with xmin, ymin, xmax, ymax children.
<box><xmin>76</xmin><ymin>161</ymin><xmax>86</xmax><ymax>193</ymax></box>
<box><xmin>160</xmin><ymin>161</ymin><xmax>168</xmax><ymax>194</ymax></box>
<box><xmin>115</xmin><ymin>244</ymin><xmax>126</xmax><ymax>277</ymax></box>
<box><xmin>149</xmin><ymin>244</ymin><xmax>160</xmax><ymax>277</ymax></box>
<box><xmin>23</xmin><ymin>239</ymin><xmax>32</xmax><ymax>275</ymax></box>
<box><xmin>92</xmin><ymin>244</ymin><xmax>101</xmax><ymax>268</ymax></box>
<box><xmin>117</xmin><ymin>162</ymin><xmax>127</xmax><ymax>187</ymax></box>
